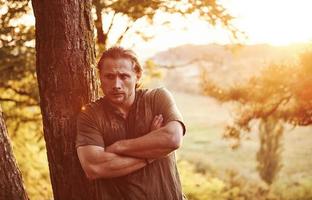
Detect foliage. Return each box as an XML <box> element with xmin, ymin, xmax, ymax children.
<box><xmin>140</xmin><ymin>59</ymin><xmax>164</xmax><ymax>87</ymax></box>
<box><xmin>0</xmin><ymin>0</ymin><xmax>52</xmax><ymax>199</ymax></box>
<box><xmin>201</xmin><ymin>49</ymin><xmax>312</xmax><ymax>139</ymax></box>
<box><xmin>93</xmin><ymin>0</ymin><xmax>241</xmax><ymax>50</ymax></box>
<box><xmin>200</xmin><ymin>48</ymin><xmax>312</xmax><ymax>185</ymax></box>
<box><xmin>178</xmin><ymin>160</ymin><xmax>312</xmax><ymax>200</ymax></box>
<box><xmin>0</xmin><ymin>0</ymin><xmax>38</xmax><ymax>127</ymax></box>
<box><xmin>179</xmin><ymin>160</ymin><xmax>273</xmax><ymax>200</ymax></box>
<box><xmin>169</xmin><ymin>91</ymin><xmax>312</xmax><ymax>200</ymax></box>
<box><xmin>0</xmin><ymin>0</ymin><xmax>36</xmax><ymax>90</ymax></box>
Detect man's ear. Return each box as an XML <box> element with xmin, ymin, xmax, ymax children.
<box><xmin>136</xmin><ymin>71</ymin><xmax>142</xmax><ymax>80</ymax></box>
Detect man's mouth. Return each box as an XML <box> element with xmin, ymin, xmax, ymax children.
<box><xmin>111</xmin><ymin>92</ymin><xmax>124</xmax><ymax>96</ymax></box>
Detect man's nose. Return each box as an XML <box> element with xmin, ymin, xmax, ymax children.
<box><xmin>113</xmin><ymin>77</ymin><xmax>122</xmax><ymax>89</ymax></box>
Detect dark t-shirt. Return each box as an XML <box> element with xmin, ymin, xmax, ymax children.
<box><xmin>76</xmin><ymin>88</ymin><xmax>186</xmax><ymax>200</ymax></box>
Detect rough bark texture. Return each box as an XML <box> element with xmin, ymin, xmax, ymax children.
<box><xmin>32</xmin><ymin>0</ymin><xmax>98</xmax><ymax>199</ymax></box>
<box><xmin>0</xmin><ymin>106</ymin><xmax>28</xmax><ymax>200</ymax></box>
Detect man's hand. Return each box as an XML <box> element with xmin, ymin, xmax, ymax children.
<box><xmin>150</xmin><ymin>114</ymin><xmax>163</xmax><ymax>131</ymax></box>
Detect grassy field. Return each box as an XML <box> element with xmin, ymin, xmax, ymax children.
<box><xmin>172</xmin><ymin>91</ymin><xmax>312</xmax><ymax>188</ymax></box>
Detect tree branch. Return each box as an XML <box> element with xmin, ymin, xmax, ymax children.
<box><xmin>115</xmin><ymin>21</ymin><xmax>133</xmax><ymax>45</ymax></box>
<box><xmin>93</xmin><ymin>0</ymin><xmax>106</xmax><ymax>45</ymax></box>
<box><xmin>106</xmin><ymin>12</ymin><xmax>116</xmax><ymax>39</ymax></box>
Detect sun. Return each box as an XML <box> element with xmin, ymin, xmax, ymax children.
<box><xmin>222</xmin><ymin>0</ymin><xmax>312</xmax><ymax>45</ymax></box>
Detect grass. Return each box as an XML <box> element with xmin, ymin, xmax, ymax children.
<box><xmin>172</xmin><ymin>91</ymin><xmax>312</xmax><ymax>186</ymax></box>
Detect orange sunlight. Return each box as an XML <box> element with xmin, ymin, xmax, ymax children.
<box><xmin>19</xmin><ymin>0</ymin><xmax>312</xmax><ymax>58</ymax></box>
<box><xmin>132</xmin><ymin>0</ymin><xmax>312</xmax><ymax>57</ymax></box>
<box><xmin>225</xmin><ymin>0</ymin><xmax>312</xmax><ymax>45</ymax></box>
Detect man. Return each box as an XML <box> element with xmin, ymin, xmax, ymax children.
<box><xmin>76</xmin><ymin>47</ymin><xmax>186</xmax><ymax>199</ymax></box>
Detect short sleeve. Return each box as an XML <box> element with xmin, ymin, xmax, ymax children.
<box><xmin>75</xmin><ymin>105</ymin><xmax>105</xmax><ymax>148</ymax></box>
<box><xmin>153</xmin><ymin>88</ymin><xmax>186</xmax><ymax>135</ymax></box>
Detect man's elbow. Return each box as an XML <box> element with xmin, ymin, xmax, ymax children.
<box><xmin>167</xmin><ymin>131</ymin><xmax>183</xmax><ymax>150</ymax></box>
<box><xmin>163</xmin><ymin>122</ymin><xmax>184</xmax><ymax>150</ymax></box>
<box><xmin>83</xmin><ymin>164</ymin><xmax>108</xmax><ymax>180</ymax></box>
<box><xmin>83</xmin><ymin>164</ymin><xmax>99</xmax><ymax>180</ymax></box>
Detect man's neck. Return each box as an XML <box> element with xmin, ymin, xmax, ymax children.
<box><xmin>112</xmin><ymin>92</ymin><xmax>136</xmax><ymax>118</ymax></box>
<box><xmin>116</xmin><ymin>103</ymin><xmax>131</xmax><ymax>118</ymax></box>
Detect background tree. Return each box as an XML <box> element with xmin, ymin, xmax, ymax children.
<box><xmin>31</xmin><ymin>0</ymin><xmax>98</xmax><ymax>199</ymax></box>
<box><xmin>257</xmin><ymin>116</ymin><xmax>283</xmax><ymax>185</ymax></box>
<box><xmin>0</xmin><ymin>0</ymin><xmax>51</xmax><ymax>198</ymax></box>
<box><xmin>93</xmin><ymin>0</ymin><xmax>240</xmax><ymax>50</ymax></box>
<box><xmin>0</xmin><ymin>0</ymin><xmax>37</xmax><ymax>122</ymax></box>
<box><xmin>0</xmin><ymin>105</ymin><xmax>28</xmax><ymax>200</ymax></box>
<box><xmin>201</xmin><ymin>48</ymin><xmax>312</xmax><ymax>185</ymax></box>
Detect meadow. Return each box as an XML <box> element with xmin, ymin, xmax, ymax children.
<box><xmin>172</xmin><ymin>91</ymin><xmax>312</xmax><ymax>200</ymax></box>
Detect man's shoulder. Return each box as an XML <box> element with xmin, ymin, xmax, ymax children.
<box><xmin>137</xmin><ymin>88</ymin><xmax>175</xmax><ymax>109</ymax></box>
<box><xmin>79</xmin><ymin>98</ymin><xmax>105</xmax><ymax>115</ymax></box>
<box><xmin>138</xmin><ymin>87</ymin><xmax>171</xmax><ymax>99</ymax></box>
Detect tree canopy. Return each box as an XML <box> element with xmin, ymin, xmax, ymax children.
<box><xmin>201</xmin><ymin>49</ymin><xmax>312</xmax><ymax>139</ymax></box>
<box><xmin>93</xmin><ymin>0</ymin><xmax>239</xmax><ymax>49</ymax></box>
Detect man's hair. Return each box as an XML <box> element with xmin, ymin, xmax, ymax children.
<box><xmin>97</xmin><ymin>46</ymin><xmax>143</xmax><ymax>75</ymax></box>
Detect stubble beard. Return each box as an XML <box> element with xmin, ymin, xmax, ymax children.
<box><xmin>110</xmin><ymin>90</ymin><xmax>135</xmax><ymax>107</ymax></box>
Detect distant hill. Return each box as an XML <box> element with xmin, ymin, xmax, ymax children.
<box><xmin>149</xmin><ymin>43</ymin><xmax>308</xmax><ymax>93</ymax></box>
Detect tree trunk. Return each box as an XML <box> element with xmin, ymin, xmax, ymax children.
<box><xmin>0</xmin><ymin>106</ymin><xmax>28</xmax><ymax>200</ymax></box>
<box><xmin>32</xmin><ymin>0</ymin><xmax>98</xmax><ymax>199</ymax></box>
<box><xmin>257</xmin><ymin>117</ymin><xmax>283</xmax><ymax>185</ymax></box>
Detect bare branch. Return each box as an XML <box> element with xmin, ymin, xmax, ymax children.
<box><xmin>115</xmin><ymin>22</ymin><xmax>133</xmax><ymax>45</ymax></box>
<box><xmin>106</xmin><ymin>12</ymin><xmax>116</xmax><ymax>37</ymax></box>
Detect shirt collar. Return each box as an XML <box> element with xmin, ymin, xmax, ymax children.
<box><xmin>102</xmin><ymin>90</ymin><xmax>141</xmax><ymax>118</ymax></box>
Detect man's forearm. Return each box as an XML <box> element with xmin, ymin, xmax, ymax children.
<box><xmin>107</xmin><ymin>134</ymin><xmax>175</xmax><ymax>158</ymax></box>
<box><xmin>89</xmin><ymin>152</ymin><xmax>146</xmax><ymax>179</ymax></box>
<box><xmin>77</xmin><ymin>146</ymin><xmax>146</xmax><ymax>179</ymax></box>
<box><xmin>106</xmin><ymin>121</ymin><xmax>183</xmax><ymax>159</ymax></box>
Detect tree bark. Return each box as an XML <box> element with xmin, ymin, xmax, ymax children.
<box><xmin>0</xmin><ymin>106</ymin><xmax>28</xmax><ymax>200</ymax></box>
<box><xmin>32</xmin><ymin>0</ymin><xmax>98</xmax><ymax>199</ymax></box>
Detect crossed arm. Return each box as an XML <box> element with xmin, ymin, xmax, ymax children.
<box><xmin>105</xmin><ymin>116</ymin><xmax>184</xmax><ymax>159</ymax></box>
<box><xmin>77</xmin><ymin>115</ymin><xmax>184</xmax><ymax>180</ymax></box>
<box><xmin>77</xmin><ymin>145</ymin><xmax>146</xmax><ymax>180</ymax></box>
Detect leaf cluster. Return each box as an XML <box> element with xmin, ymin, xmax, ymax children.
<box><xmin>201</xmin><ymin>49</ymin><xmax>312</xmax><ymax>142</ymax></box>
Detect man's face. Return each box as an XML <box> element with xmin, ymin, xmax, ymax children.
<box><xmin>99</xmin><ymin>58</ymin><xmax>140</xmax><ymax>106</ymax></box>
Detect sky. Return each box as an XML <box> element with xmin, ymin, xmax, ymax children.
<box><xmin>21</xmin><ymin>0</ymin><xmax>312</xmax><ymax>58</ymax></box>
<box><xmin>224</xmin><ymin>0</ymin><xmax>312</xmax><ymax>45</ymax></box>
<box><xmin>129</xmin><ymin>0</ymin><xmax>312</xmax><ymax>58</ymax></box>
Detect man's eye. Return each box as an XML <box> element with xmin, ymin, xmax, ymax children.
<box><xmin>120</xmin><ymin>74</ymin><xmax>129</xmax><ymax>80</ymax></box>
